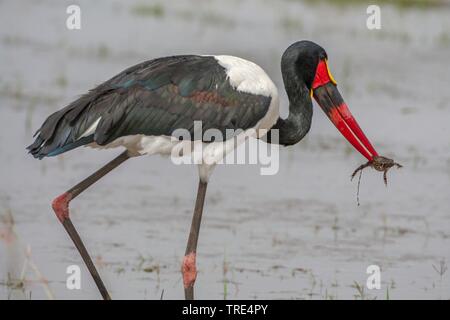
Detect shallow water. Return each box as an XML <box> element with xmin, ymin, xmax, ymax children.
<box><xmin>1</xmin><ymin>0</ymin><xmax>450</xmax><ymax>299</ymax></box>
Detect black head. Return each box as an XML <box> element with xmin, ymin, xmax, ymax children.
<box><xmin>281</xmin><ymin>40</ymin><xmax>328</xmax><ymax>89</ymax></box>
<box><xmin>280</xmin><ymin>40</ymin><xmax>379</xmax><ymax>161</ymax></box>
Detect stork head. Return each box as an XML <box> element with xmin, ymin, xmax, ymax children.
<box><xmin>282</xmin><ymin>40</ymin><xmax>378</xmax><ymax>161</ymax></box>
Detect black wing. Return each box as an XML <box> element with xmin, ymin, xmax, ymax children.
<box><xmin>27</xmin><ymin>55</ymin><xmax>271</xmax><ymax>159</ymax></box>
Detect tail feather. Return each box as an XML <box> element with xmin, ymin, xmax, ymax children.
<box><xmin>45</xmin><ymin>135</ymin><xmax>94</xmax><ymax>157</ymax></box>
<box><xmin>26</xmin><ymin>94</ymin><xmax>98</xmax><ymax>159</ymax></box>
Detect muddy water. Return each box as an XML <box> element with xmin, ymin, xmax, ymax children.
<box><xmin>1</xmin><ymin>0</ymin><xmax>450</xmax><ymax>299</ymax></box>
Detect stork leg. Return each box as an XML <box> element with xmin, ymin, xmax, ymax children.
<box><xmin>51</xmin><ymin>150</ymin><xmax>130</xmax><ymax>300</ymax></box>
<box><xmin>182</xmin><ymin>179</ymin><xmax>208</xmax><ymax>300</ymax></box>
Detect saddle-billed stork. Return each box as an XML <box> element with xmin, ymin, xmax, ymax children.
<box><xmin>27</xmin><ymin>40</ymin><xmax>379</xmax><ymax>300</ymax></box>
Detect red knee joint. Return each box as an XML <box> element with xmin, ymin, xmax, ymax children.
<box><xmin>52</xmin><ymin>192</ymin><xmax>72</xmax><ymax>223</ymax></box>
<box><xmin>181</xmin><ymin>252</ymin><xmax>197</xmax><ymax>289</ymax></box>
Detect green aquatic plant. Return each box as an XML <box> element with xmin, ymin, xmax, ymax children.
<box><xmin>131</xmin><ymin>3</ymin><xmax>165</xmax><ymax>18</ymax></box>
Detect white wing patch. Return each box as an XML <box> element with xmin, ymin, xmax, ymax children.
<box><xmin>78</xmin><ymin>117</ymin><xmax>101</xmax><ymax>139</ymax></box>
<box><xmin>213</xmin><ymin>55</ymin><xmax>277</xmax><ymax>97</ymax></box>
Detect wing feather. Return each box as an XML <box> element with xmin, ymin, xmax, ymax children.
<box><xmin>27</xmin><ymin>55</ymin><xmax>272</xmax><ymax>159</ymax></box>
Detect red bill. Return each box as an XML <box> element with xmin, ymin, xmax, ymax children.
<box><xmin>312</xmin><ymin>59</ymin><xmax>378</xmax><ymax>161</ymax></box>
